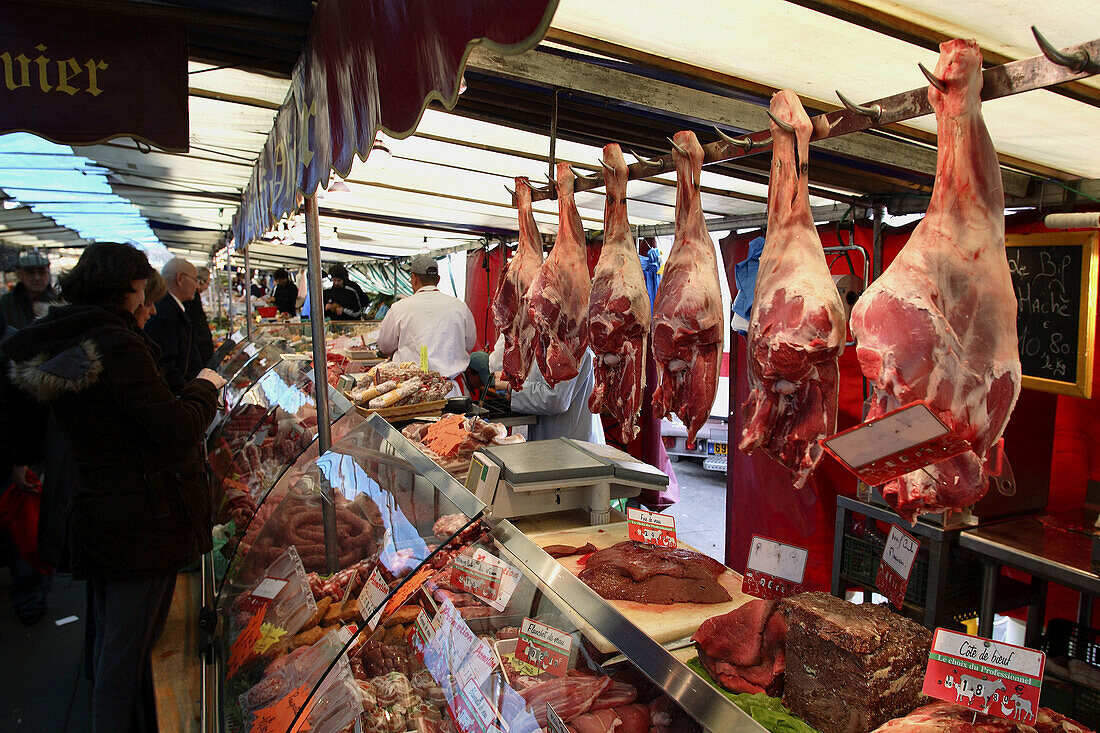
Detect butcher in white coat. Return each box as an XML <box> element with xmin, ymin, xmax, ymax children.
<box><xmin>377</xmin><ymin>254</ymin><xmax>477</xmax><ymax>391</ymax></box>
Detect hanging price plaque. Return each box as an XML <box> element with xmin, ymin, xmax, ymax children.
<box><xmin>876</xmin><ymin>525</ymin><xmax>920</xmax><ymax>610</ymax></box>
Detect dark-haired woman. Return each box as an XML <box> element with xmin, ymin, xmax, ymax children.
<box><xmin>0</xmin><ymin>242</ymin><xmax>226</xmax><ymax>732</ymax></box>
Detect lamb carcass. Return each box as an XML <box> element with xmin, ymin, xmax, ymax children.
<box><xmin>588</xmin><ymin>144</ymin><xmax>651</xmax><ymax>440</ymax></box>
<box><xmin>849</xmin><ymin>39</ymin><xmax>1021</xmax><ymax>522</ymax></box>
<box><xmin>494</xmin><ymin>177</ymin><xmax>544</xmax><ymax>390</ymax></box>
<box><xmin>651</xmin><ymin>131</ymin><xmax>724</xmax><ymax>442</ymax></box>
<box><xmin>738</xmin><ymin>91</ymin><xmax>847</xmax><ymax>489</ymax></box>
<box><xmin>527</xmin><ymin>163</ymin><xmax>591</xmax><ymax>386</ymax></box>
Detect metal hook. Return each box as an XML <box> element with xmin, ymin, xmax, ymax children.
<box><xmin>1032</xmin><ymin>26</ymin><xmax>1095</xmax><ymax>73</ymax></box>
<box><xmin>504</xmin><ymin>184</ymin><xmax>516</xmax><ymax>198</ymax></box>
<box><xmin>667</xmin><ymin>136</ymin><xmax>689</xmax><ymax>156</ymax></box>
<box><xmin>766</xmin><ymin>110</ymin><xmax>796</xmax><ymax>133</ymax></box>
<box><xmin>918</xmin><ymin>63</ymin><xmax>947</xmax><ymax>92</ymax></box>
<box><xmin>836</xmin><ymin>90</ymin><xmax>882</xmax><ymax>122</ymax></box>
<box><xmin>629</xmin><ymin>150</ymin><xmax>663</xmax><ymax>169</ymax></box>
<box><xmin>569</xmin><ymin>165</ymin><xmax>596</xmax><ymax>182</ymax></box>
<box><xmin>599</xmin><ymin>158</ymin><xmax>616</xmax><ymax>173</ymax></box>
<box><xmin>714</xmin><ymin>126</ymin><xmax>753</xmax><ymax>151</ymax></box>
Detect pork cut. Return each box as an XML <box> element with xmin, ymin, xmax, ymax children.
<box><xmin>577</xmin><ymin>540</ymin><xmax>730</xmax><ymax>605</ymax></box>
<box><xmin>871</xmin><ymin>701</ymin><xmax>1094</xmax><ymax>733</ymax></box>
<box><xmin>527</xmin><ymin>163</ymin><xmax>591</xmax><ymax>386</ymax></box>
<box><xmin>588</xmin><ymin>143</ymin><xmax>652</xmax><ymax>440</ymax></box>
<box><xmin>651</xmin><ymin>131</ymin><xmax>724</xmax><ymax>442</ymax></box>
<box><xmin>692</xmin><ymin>598</ymin><xmax>787</xmax><ymax>695</ymax></box>
<box><xmin>849</xmin><ymin>39</ymin><xmax>1021</xmax><ymax>523</ymax></box>
<box><xmin>494</xmin><ymin>177</ymin><xmax>544</xmax><ymax>390</ymax></box>
<box><xmin>519</xmin><ymin>674</ymin><xmax>611</xmax><ymax>726</ymax></box>
<box><xmin>738</xmin><ymin>90</ymin><xmax>846</xmax><ymax>489</ymax></box>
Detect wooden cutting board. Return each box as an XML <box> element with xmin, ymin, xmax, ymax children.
<box><xmin>523</xmin><ymin>523</ymin><xmax>756</xmax><ymax>654</ymax></box>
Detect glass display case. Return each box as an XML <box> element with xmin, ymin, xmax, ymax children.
<box><xmin>210</xmin><ymin>415</ymin><xmax>762</xmax><ymax>733</ymax></box>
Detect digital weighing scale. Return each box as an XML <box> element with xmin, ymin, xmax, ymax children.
<box><xmin>465</xmin><ymin>439</ymin><xmax>669</xmax><ymax>525</ymax></box>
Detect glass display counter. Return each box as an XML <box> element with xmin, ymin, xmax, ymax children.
<box><xmin>210</xmin><ymin>415</ymin><xmax>763</xmax><ymax>733</ymax></box>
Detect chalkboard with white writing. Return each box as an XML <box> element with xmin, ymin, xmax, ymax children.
<box><xmin>1006</xmin><ymin>231</ymin><xmax>1097</xmax><ymax>399</ymax></box>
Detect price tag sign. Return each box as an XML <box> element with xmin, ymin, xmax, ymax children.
<box><xmin>546</xmin><ymin>703</ymin><xmax>569</xmax><ymax>733</ymax></box>
<box><xmin>456</xmin><ymin>638</ymin><xmax>497</xmax><ymax>688</ymax></box>
<box><xmin>413</xmin><ymin>609</ymin><xmax>436</xmax><ymax>649</ymax></box>
<box><xmin>460</xmin><ymin>678</ymin><xmax>496</xmax><ymax>732</ymax></box>
<box><xmin>821</xmin><ymin>402</ymin><xmax>972</xmax><ymax>487</ymax></box>
<box><xmin>356</xmin><ymin>567</ymin><xmax>389</xmax><ymax>630</ymax></box>
<box><xmin>513</xmin><ymin>618</ymin><xmax>574</xmax><ymax>676</ymax></box>
<box><xmin>742</xmin><ymin>535</ymin><xmax>808</xmax><ymax>599</ymax></box>
<box><xmin>251</xmin><ymin>576</ymin><xmax>289</xmax><ymax>601</ymax></box>
<box><xmin>627</xmin><ymin>507</ymin><xmax>677</xmax><ymax>548</ymax></box>
<box><xmin>924</xmin><ymin>629</ymin><xmax>1044</xmax><ymax>721</ymax></box>
<box><xmin>876</xmin><ymin>526</ymin><xmax>921</xmax><ymax>610</ymax></box>
<box><xmin>471</xmin><ymin>548</ymin><xmax>520</xmax><ymax>611</ymax></box>
<box><xmin>227</xmin><ymin>602</ymin><xmax>269</xmax><ymax>679</ymax></box>
<box><xmin>451</xmin><ymin>554</ymin><xmax>503</xmax><ymax>606</ymax></box>
<box><xmin>420</xmin><ymin>345</ymin><xmax>429</xmax><ymax>371</ymax></box>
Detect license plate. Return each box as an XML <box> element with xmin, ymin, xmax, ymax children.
<box><xmin>713</xmin><ymin>442</ymin><xmax>727</xmax><ymax>455</ymax></box>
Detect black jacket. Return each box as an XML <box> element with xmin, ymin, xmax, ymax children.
<box><xmin>186</xmin><ymin>294</ymin><xmax>214</xmax><ymax>366</ymax></box>
<box><xmin>1</xmin><ymin>305</ymin><xmax>218</xmax><ymax>580</ymax></box>
<box><xmin>272</xmin><ymin>282</ymin><xmax>299</xmax><ymax>315</ymax></box>
<box><xmin>0</xmin><ymin>282</ymin><xmax>55</xmax><ymax>330</ymax></box>
<box><xmin>144</xmin><ymin>294</ymin><xmax>202</xmax><ymax>393</ymax></box>
<box><xmin>322</xmin><ymin>285</ymin><xmax>363</xmax><ymax>320</ymax></box>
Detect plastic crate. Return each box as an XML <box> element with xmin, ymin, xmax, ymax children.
<box><xmin>839</xmin><ymin>531</ymin><xmax>983</xmax><ymax>607</ymax></box>
<box><xmin>1040</xmin><ymin>619</ymin><xmax>1100</xmax><ymax>729</ymax></box>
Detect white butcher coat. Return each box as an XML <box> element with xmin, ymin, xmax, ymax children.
<box><xmin>508</xmin><ymin>348</ymin><xmax>606</xmax><ymax>445</ymax></box>
<box><xmin>377</xmin><ymin>286</ymin><xmax>477</xmax><ymax>380</ymax></box>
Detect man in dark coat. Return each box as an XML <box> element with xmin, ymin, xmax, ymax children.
<box><xmin>270</xmin><ymin>268</ymin><xmax>298</xmax><ymax>316</ymax></box>
<box><xmin>323</xmin><ymin>264</ymin><xmax>364</xmax><ymax>320</ymax></box>
<box><xmin>186</xmin><ymin>266</ymin><xmax>214</xmax><ymax>367</ymax></box>
<box><xmin>144</xmin><ymin>257</ymin><xmax>203</xmax><ymax>393</ymax></box>
<box><xmin>0</xmin><ymin>250</ymin><xmax>56</xmax><ymax>329</ymax></box>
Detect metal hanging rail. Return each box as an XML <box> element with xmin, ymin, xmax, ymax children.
<box><xmin>526</xmin><ymin>28</ymin><xmax>1100</xmax><ymax>203</ymax></box>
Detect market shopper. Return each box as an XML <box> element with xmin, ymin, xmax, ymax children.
<box><xmin>270</xmin><ymin>268</ymin><xmax>299</xmax><ymax>316</ymax></box>
<box><xmin>145</xmin><ymin>257</ymin><xmax>204</xmax><ymax>393</ymax></box>
<box><xmin>323</xmin><ymin>264</ymin><xmax>364</xmax><ymax>320</ymax></box>
<box><xmin>0</xmin><ymin>242</ymin><xmax>225</xmax><ymax>733</ymax></box>
<box><xmin>377</xmin><ymin>254</ymin><xmax>476</xmax><ymax>387</ymax></box>
<box><xmin>0</xmin><ymin>250</ymin><xmax>56</xmax><ymax>328</ymax></box>
<box><xmin>492</xmin><ymin>346</ymin><xmax>605</xmax><ymax>444</ymax></box>
<box><xmin>187</xmin><ymin>266</ymin><xmax>214</xmax><ymax>366</ymax></box>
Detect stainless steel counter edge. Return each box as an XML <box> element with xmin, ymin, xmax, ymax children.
<box><xmin>491</xmin><ymin>520</ymin><xmax>768</xmax><ymax>733</ymax></box>
<box><xmin>958</xmin><ymin>531</ymin><xmax>1100</xmax><ymax>593</ymax></box>
<box><xmin>363</xmin><ymin>412</ymin><xmax>487</xmax><ymax>519</ymax></box>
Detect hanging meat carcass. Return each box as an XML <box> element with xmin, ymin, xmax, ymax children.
<box><xmin>588</xmin><ymin>144</ymin><xmax>651</xmax><ymax>440</ymax></box>
<box><xmin>493</xmin><ymin>177</ymin><xmax>544</xmax><ymax>390</ymax></box>
<box><xmin>527</xmin><ymin>163</ymin><xmax>591</xmax><ymax>386</ymax></box>
<box><xmin>651</xmin><ymin>131</ymin><xmax>724</xmax><ymax>442</ymax></box>
<box><xmin>850</xmin><ymin>39</ymin><xmax>1021</xmax><ymax>522</ymax></box>
<box><xmin>738</xmin><ymin>91</ymin><xmax>847</xmax><ymax>489</ymax></box>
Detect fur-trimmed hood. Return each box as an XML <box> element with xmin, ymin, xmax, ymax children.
<box><xmin>1</xmin><ymin>305</ymin><xmax>133</xmax><ymax>403</ymax></box>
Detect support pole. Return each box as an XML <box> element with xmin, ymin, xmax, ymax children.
<box><xmin>244</xmin><ymin>244</ymin><xmax>253</xmax><ymax>340</ymax></box>
<box><xmin>227</xmin><ymin>249</ymin><xmax>235</xmax><ymax>331</ymax></box>
<box><xmin>305</xmin><ymin>195</ymin><xmax>338</xmax><ymax>574</ymax></box>
<box><xmin>871</xmin><ymin>202</ymin><xmax>885</xmax><ymax>280</ymax></box>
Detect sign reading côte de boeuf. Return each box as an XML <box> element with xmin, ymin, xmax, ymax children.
<box><xmin>0</xmin><ymin>2</ymin><xmax>188</xmax><ymax>151</ymax></box>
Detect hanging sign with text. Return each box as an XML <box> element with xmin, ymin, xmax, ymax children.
<box><xmin>627</xmin><ymin>507</ymin><xmax>677</xmax><ymax>548</ymax></box>
<box><xmin>513</xmin><ymin>618</ymin><xmax>574</xmax><ymax>676</ymax></box>
<box><xmin>450</xmin><ymin>554</ymin><xmax>502</xmax><ymax>606</ymax></box>
<box><xmin>923</xmin><ymin>629</ymin><xmax>1044</xmax><ymax>721</ymax></box>
<box><xmin>743</xmin><ymin>536</ymin><xmax>808</xmax><ymax>599</ymax></box>
<box><xmin>876</xmin><ymin>526</ymin><xmax>920</xmax><ymax>610</ymax></box>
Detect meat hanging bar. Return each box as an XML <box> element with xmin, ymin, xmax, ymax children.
<box><xmin>526</xmin><ymin>28</ymin><xmax>1100</xmax><ymax>203</ymax></box>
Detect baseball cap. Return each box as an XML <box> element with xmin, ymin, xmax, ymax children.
<box><xmin>329</xmin><ymin>264</ymin><xmax>349</xmax><ymax>280</ymax></box>
<box><xmin>408</xmin><ymin>254</ymin><xmax>438</xmax><ymax>276</ymax></box>
<box><xmin>17</xmin><ymin>251</ymin><xmax>49</xmax><ymax>269</ymax></box>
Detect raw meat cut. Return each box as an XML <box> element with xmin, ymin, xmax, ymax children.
<box><xmin>871</xmin><ymin>701</ymin><xmax>1094</xmax><ymax>733</ymax></box>
<box><xmin>692</xmin><ymin>598</ymin><xmax>787</xmax><ymax>695</ymax></box>
<box><xmin>588</xmin><ymin>143</ymin><xmax>651</xmax><ymax>440</ymax></box>
<box><xmin>849</xmin><ymin>39</ymin><xmax>1021</xmax><ymax>522</ymax></box>
<box><xmin>519</xmin><ymin>674</ymin><xmax>612</xmax><ymax>726</ymax></box>
<box><xmin>781</xmin><ymin>592</ymin><xmax>931</xmax><ymax>733</ymax></box>
<box><xmin>495</xmin><ymin>177</ymin><xmax>545</xmax><ymax>390</ymax></box>
<box><xmin>569</xmin><ymin>708</ymin><xmax>623</xmax><ymax>733</ymax></box>
<box><xmin>577</xmin><ymin>540</ymin><xmax>730</xmax><ymax>604</ymax></box>
<box><xmin>738</xmin><ymin>90</ymin><xmax>847</xmax><ymax>489</ymax></box>
<box><xmin>527</xmin><ymin>162</ymin><xmax>591</xmax><ymax>386</ymax></box>
<box><xmin>588</xmin><ymin>679</ymin><xmax>638</xmax><ymax>710</ymax></box>
<box><xmin>542</xmin><ymin>542</ymin><xmax>597</xmax><ymax>558</ymax></box>
<box><xmin>651</xmin><ymin>131</ymin><xmax>724</xmax><ymax>442</ymax></box>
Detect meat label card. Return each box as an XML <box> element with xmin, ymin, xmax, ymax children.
<box><xmin>821</xmin><ymin>401</ymin><xmax>972</xmax><ymax>487</ymax></box>
<box><xmin>355</xmin><ymin>567</ymin><xmax>389</xmax><ymax>630</ymax></box>
<box><xmin>513</xmin><ymin>618</ymin><xmax>573</xmax><ymax>676</ymax></box>
<box><xmin>743</xmin><ymin>536</ymin><xmax>808</xmax><ymax>599</ymax></box>
<box><xmin>923</xmin><ymin>629</ymin><xmax>1045</xmax><ymax>721</ymax></box>
<box><xmin>450</xmin><ymin>554</ymin><xmax>502</xmax><ymax>605</ymax></box>
<box><xmin>470</xmin><ymin>548</ymin><xmax>520</xmax><ymax>611</ymax></box>
<box><xmin>876</xmin><ymin>525</ymin><xmax>920</xmax><ymax>610</ymax></box>
<box><xmin>546</xmin><ymin>704</ymin><xmax>569</xmax><ymax>733</ymax></box>
<box><xmin>627</xmin><ymin>507</ymin><xmax>677</xmax><ymax>548</ymax></box>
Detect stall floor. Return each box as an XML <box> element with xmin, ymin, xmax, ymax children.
<box><xmin>664</xmin><ymin>458</ymin><xmax>726</xmax><ymax>562</ymax></box>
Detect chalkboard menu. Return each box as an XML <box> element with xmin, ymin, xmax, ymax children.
<box><xmin>1006</xmin><ymin>231</ymin><xmax>1098</xmax><ymax>399</ymax></box>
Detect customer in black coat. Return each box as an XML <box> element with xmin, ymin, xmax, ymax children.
<box><xmin>144</xmin><ymin>256</ymin><xmax>203</xmax><ymax>393</ymax></box>
<box><xmin>1</xmin><ymin>243</ymin><xmax>226</xmax><ymax>733</ymax></box>
<box><xmin>186</xmin><ymin>266</ymin><xmax>214</xmax><ymax>367</ymax></box>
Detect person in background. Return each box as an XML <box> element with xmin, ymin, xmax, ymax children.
<box><xmin>186</xmin><ymin>266</ymin><xmax>214</xmax><ymax>367</ymax></box>
<box><xmin>134</xmin><ymin>272</ymin><xmax>168</xmax><ymax>330</ymax></box>
<box><xmin>145</xmin><ymin>257</ymin><xmax>203</xmax><ymax>394</ymax></box>
<box><xmin>270</xmin><ymin>268</ymin><xmax>299</xmax><ymax>317</ymax></box>
<box><xmin>1</xmin><ymin>242</ymin><xmax>225</xmax><ymax>733</ymax></box>
<box><xmin>377</xmin><ymin>254</ymin><xmax>476</xmax><ymax>390</ymax></box>
<box><xmin>491</xmin><ymin>345</ymin><xmax>605</xmax><ymax>444</ymax></box>
<box><xmin>250</xmin><ymin>275</ymin><xmax>266</xmax><ymax>300</ymax></box>
<box><xmin>323</xmin><ymin>264</ymin><xmax>364</xmax><ymax>320</ymax></box>
<box><xmin>0</xmin><ymin>250</ymin><xmax>56</xmax><ymax>328</ymax></box>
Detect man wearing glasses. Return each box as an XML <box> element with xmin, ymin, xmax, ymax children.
<box><xmin>145</xmin><ymin>258</ymin><xmax>204</xmax><ymax>394</ymax></box>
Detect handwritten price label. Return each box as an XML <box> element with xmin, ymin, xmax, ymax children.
<box><xmin>471</xmin><ymin>548</ymin><xmax>520</xmax><ymax>612</ymax></box>
<box><xmin>450</xmin><ymin>554</ymin><xmax>502</xmax><ymax>606</ymax></box>
<box><xmin>513</xmin><ymin>618</ymin><xmax>573</xmax><ymax>677</ymax></box>
<box><xmin>742</xmin><ymin>535</ymin><xmax>808</xmax><ymax>600</ymax></box>
<box><xmin>627</xmin><ymin>507</ymin><xmax>677</xmax><ymax>548</ymax></box>
<box><xmin>876</xmin><ymin>525</ymin><xmax>920</xmax><ymax>610</ymax></box>
<box><xmin>923</xmin><ymin>629</ymin><xmax>1045</xmax><ymax>721</ymax></box>
<box><xmin>546</xmin><ymin>703</ymin><xmax>569</xmax><ymax>733</ymax></box>
<box><xmin>356</xmin><ymin>567</ymin><xmax>389</xmax><ymax>630</ymax></box>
